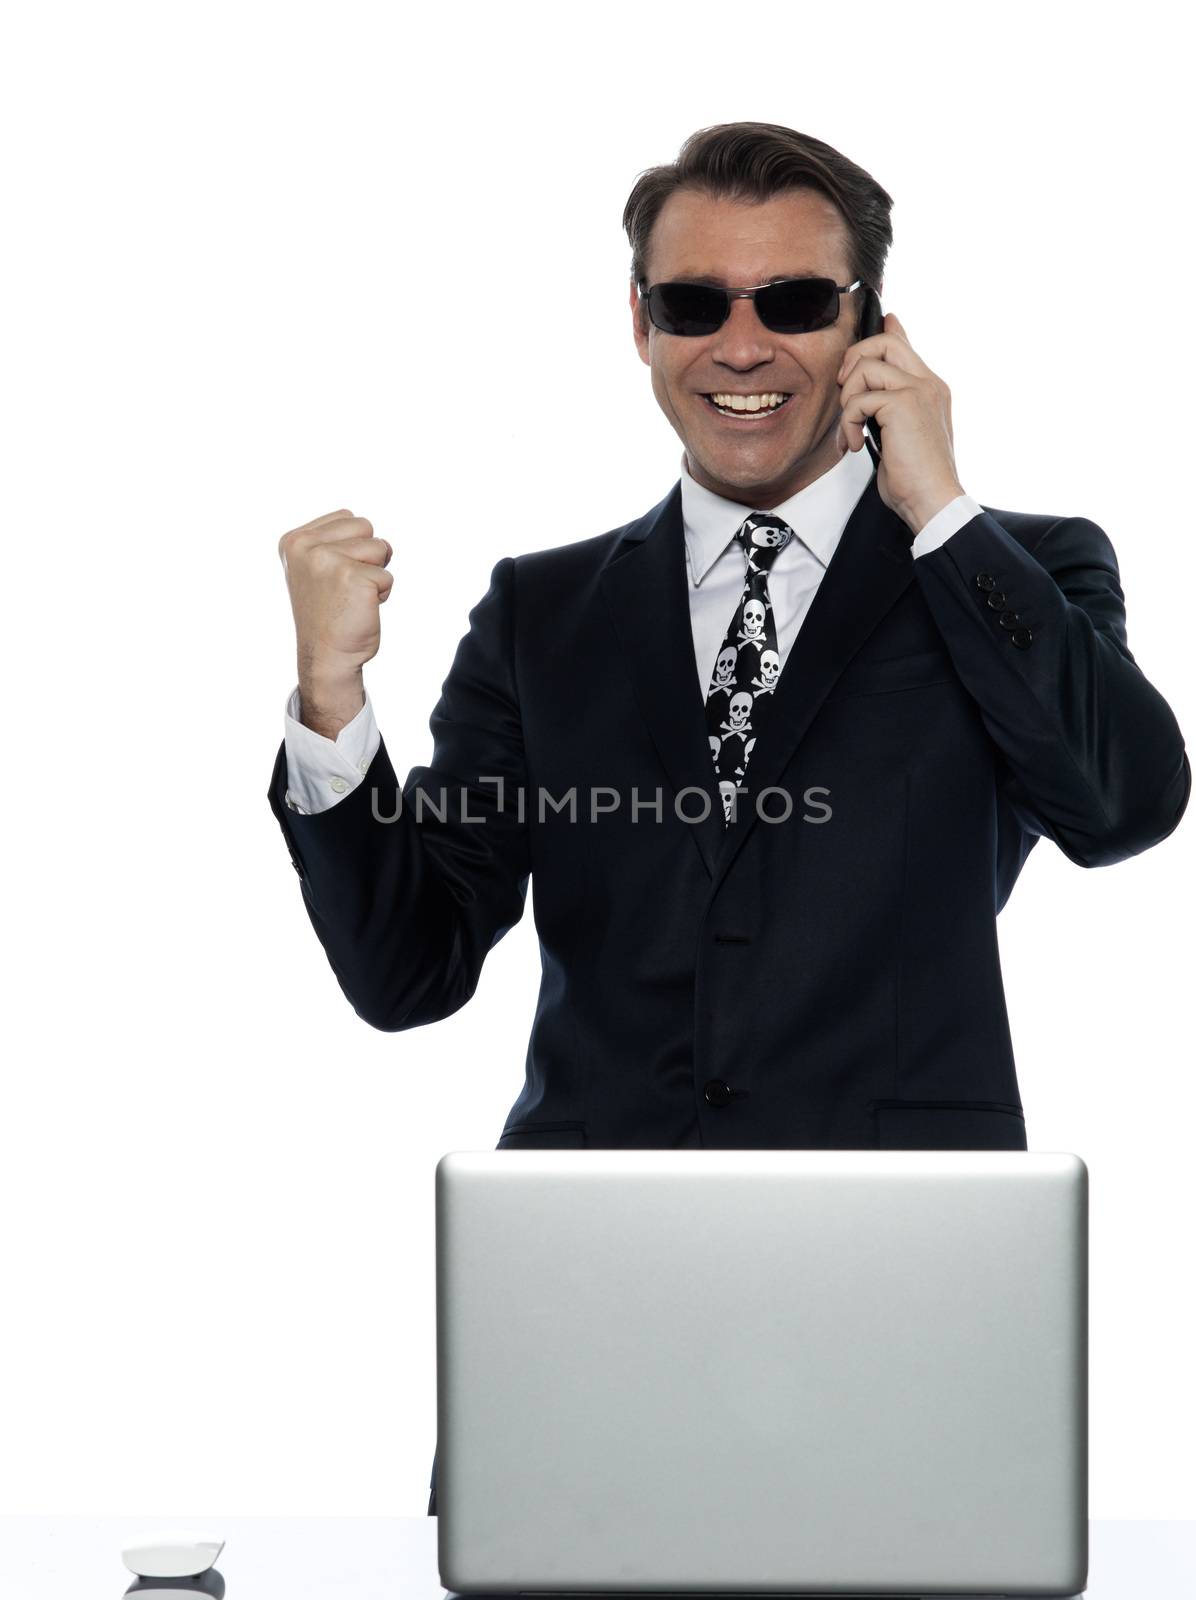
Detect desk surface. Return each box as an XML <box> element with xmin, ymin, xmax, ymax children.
<box><xmin>0</xmin><ymin>1516</ymin><xmax>1192</xmax><ymax>1597</ymax></box>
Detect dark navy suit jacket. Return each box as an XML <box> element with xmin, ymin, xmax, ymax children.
<box><xmin>268</xmin><ymin>442</ymin><xmax>1189</xmax><ymax>1153</ymax></box>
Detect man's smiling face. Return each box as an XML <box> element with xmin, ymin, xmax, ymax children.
<box><xmin>631</xmin><ymin>187</ymin><xmax>866</xmax><ymax>507</ymax></box>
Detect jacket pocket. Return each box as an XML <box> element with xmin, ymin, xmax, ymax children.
<box><xmin>496</xmin><ymin>1119</ymin><xmax>588</xmax><ymax>1149</ymax></box>
<box><xmin>870</xmin><ymin>1097</ymin><xmax>1027</xmax><ymax>1151</ymax></box>
<box><xmin>826</xmin><ymin>647</ymin><xmax>956</xmax><ymax>700</ymax></box>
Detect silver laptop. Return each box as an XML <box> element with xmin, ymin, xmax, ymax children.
<box><xmin>435</xmin><ymin>1150</ymin><xmax>1087</xmax><ymax>1596</ymax></box>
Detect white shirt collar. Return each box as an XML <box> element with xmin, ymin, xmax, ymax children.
<box><xmin>679</xmin><ymin>443</ymin><xmax>875</xmax><ymax>585</ymax></box>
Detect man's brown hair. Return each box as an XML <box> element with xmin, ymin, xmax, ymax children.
<box><xmin>622</xmin><ymin>122</ymin><xmax>894</xmax><ymax>337</ymax></box>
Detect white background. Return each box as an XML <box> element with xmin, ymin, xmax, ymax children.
<box><xmin>2</xmin><ymin>0</ymin><xmax>1191</xmax><ymax>1520</ymax></box>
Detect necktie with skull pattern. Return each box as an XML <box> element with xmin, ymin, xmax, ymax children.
<box><xmin>703</xmin><ymin>512</ymin><xmax>795</xmax><ymax>825</ymax></box>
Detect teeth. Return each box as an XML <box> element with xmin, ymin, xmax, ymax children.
<box><xmin>709</xmin><ymin>391</ymin><xmax>789</xmax><ymax>412</ymax></box>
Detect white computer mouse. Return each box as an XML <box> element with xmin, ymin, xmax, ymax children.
<box><xmin>121</xmin><ymin>1532</ymin><xmax>224</xmax><ymax>1576</ymax></box>
<box><xmin>119</xmin><ymin>1529</ymin><xmax>225</xmax><ymax>1593</ymax></box>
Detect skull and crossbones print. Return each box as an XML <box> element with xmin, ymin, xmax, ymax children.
<box><xmin>702</xmin><ymin>512</ymin><xmax>794</xmax><ymax>824</ymax></box>
<box><xmin>751</xmin><ymin>649</ymin><xmax>781</xmax><ymax>694</ymax></box>
<box><xmin>719</xmin><ymin>690</ymin><xmax>754</xmax><ymax>740</ymax></box>
<box><xmin>708</xmin><ymin>644</ymin><xmax>739</xmax><ymax>697</ymax></box>
<box><xmin>737</xmin><ymin>595</ymin><xmax>769</xmax><ymax>648</ymax></box>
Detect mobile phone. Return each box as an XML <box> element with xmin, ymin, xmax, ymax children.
<box><xmin>855</xmin><ymin>284</ymin><xmax>885</xmax><ymax>456</ymax></box>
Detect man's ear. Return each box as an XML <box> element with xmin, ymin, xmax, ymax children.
<box><xmin>630</xmin><ymin>279</ymin><xmax>650</xmax><ymax>365</ymax></box>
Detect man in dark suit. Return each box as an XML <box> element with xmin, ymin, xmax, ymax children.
<box><xmin>268</xmin><ymin>123</ymin><xmax>1189</xmax><ymax>1515</ymax></box>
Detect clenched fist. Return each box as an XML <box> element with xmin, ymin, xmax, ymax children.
<box><xmin>278</xmin><ymin>508</ymin><xmax>393</xmax><ymax>739</ymax></box>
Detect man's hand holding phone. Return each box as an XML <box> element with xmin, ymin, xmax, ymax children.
<box><xmin>278</xmin><ymin>509</ymin><xmax>393</xmax><ymax>740</ymax></box>
<box><xmin>836</xmin><ymin>311</ymin><xmax>966</xmax><ymax>538</ymax></box>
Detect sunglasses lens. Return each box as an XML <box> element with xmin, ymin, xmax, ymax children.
<box><xmin>647</xmin><ymin>282</ymin><xmax>727</xmax><ymax>336</ymax></box>
<box><xmin>756</xmin><ymin>278</ymin><xmax>841</xmax><ymax>332</ymax></box>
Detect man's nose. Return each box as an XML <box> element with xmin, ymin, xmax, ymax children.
<box><xmin>710</xmin><ymin>294</ymin><xmax>777</xmax><ymax>360</ymax></box>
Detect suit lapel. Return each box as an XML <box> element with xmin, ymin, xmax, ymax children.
<box><xmin>600</xmin><ymin>480</ymin><xmax>727</xmax><ymax>878</ymax></box>
<box><xmin>599</xmin><ymin>442</ymin><xmax>917</xmax><ymax>882</ymax></box>
<box><xmin>713</xmin><ymin>445</ymin><xmax>917</xmax><ymax>881</ymax></box>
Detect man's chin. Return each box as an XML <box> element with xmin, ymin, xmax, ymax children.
<box><xmin>685</xmin><ymin>440</ymin><xmax>807</xmax><ymax>492</ymax></box>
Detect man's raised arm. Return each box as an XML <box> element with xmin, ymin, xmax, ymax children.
<box><xmin>269</xmin><ymin>510</ymin><xmax>529</xmax><ymax>1030</ymax></box>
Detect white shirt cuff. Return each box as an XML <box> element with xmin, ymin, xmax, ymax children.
<box><xmin>283</xmin><ymin>684</ymin><xmax>382</xmax><ymax>815</ymax></box>
<box><xmin>910</xmin><ymin>493</ymin><xmax>984</xmax><ymax>559</ymax></box>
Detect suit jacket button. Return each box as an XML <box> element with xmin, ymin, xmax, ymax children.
<box><xmin>704</xmin><ymin>1078</ymin><xmax>733</xmax><ymax>1107</ymax></box>
<box><xmin>1011</xmin><ymin>626</ymin><xmax>1034</xmax><ymax>649</ymax></box>
<box><xmin>986</xmin><ymin>591</ymin><xmax>1007</xmax><ymax>610</ymax></box>
<box><xmin>975</xmin><ymin>572</ymin><xmax>996</xmax><ymax>591</ymax></box>
<box><xmin>999</xmin><ymin>610</ymin><xmax>1021</xmax><ymax>630</ymax></box>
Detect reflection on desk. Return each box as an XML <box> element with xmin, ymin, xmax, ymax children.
<box><xmin>0</xmin><ymin>1516</ymin><xmax>1193</xmax><ymax>1597</ymax></box>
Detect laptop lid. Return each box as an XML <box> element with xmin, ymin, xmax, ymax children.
<box><xmin>436</xmin><ymin>1150</ymin><xmax>1087</xmax><ymax>1596</ymax></box>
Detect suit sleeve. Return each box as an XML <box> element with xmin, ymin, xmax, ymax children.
<box><xmin>912</xmin><ymin>510</ymin><xmax>1191</xmax><ymax>868</ymax></box>
<box><xmin>267</xmin><ymin>556</ymin><xmax>531</xmax><ymax>1030</ymax></box>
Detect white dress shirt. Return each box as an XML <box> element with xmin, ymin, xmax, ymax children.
<box><xmin>282</xmin><ymin>451</ymin><xmax>982</xmax><ymax>815</ymax></box>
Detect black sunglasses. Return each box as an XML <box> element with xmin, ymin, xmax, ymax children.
<box><xmin>636</xmin><ymin>275</ymin><xmax>863</xmax><ymax>337</ymax></box>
